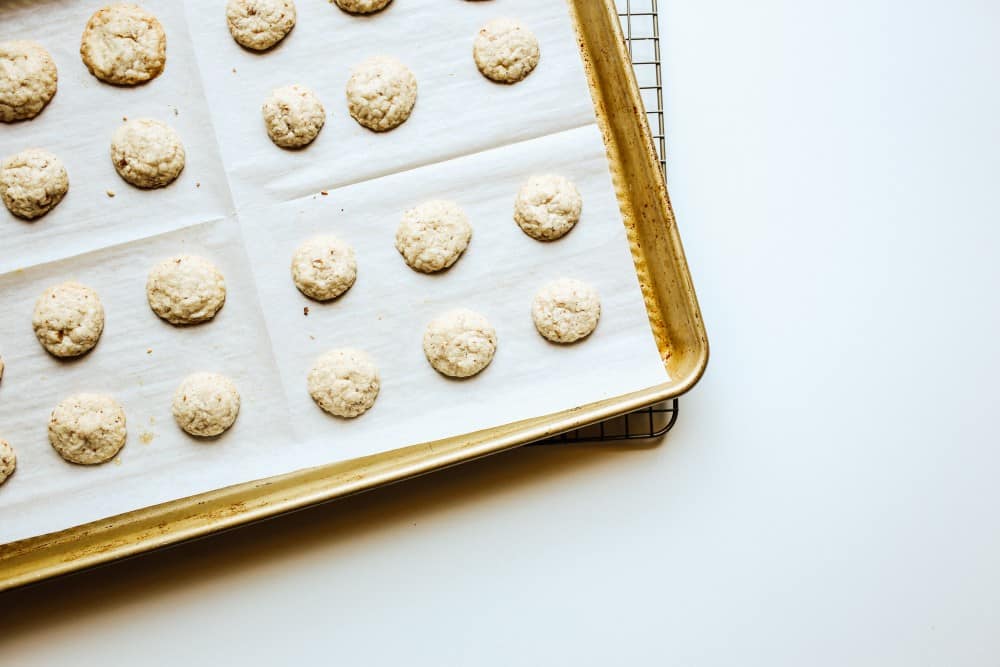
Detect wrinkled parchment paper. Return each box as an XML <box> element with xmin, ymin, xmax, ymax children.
<box><xmin>0</xmin><ymin>0</ymin><xmax>668</xmax><ymax>543</ymax></box>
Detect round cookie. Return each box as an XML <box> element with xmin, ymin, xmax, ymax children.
<box><xmin>172</xmin><ymin>372</ymin><xmax>241</xmax><ymax>437</ymax></box>
<box><xmin>423</xmin><ymin>309</ymin><xmax>497</xmax><ymax>378</ymax></box>
<box><xmin>111</xmin><ymin>118</ymin><xmax>185</xmax><ymax>188</ymax></box>
<box><xmin>532</xmin><ymin>278</ymin><xmax>601</xmax><ymax>343</ymax></box>
<box><xmin>473</xmin><ymin>18</ymin><xmax>540</xmax><ymax>84</ymax></box>
<box><xmin>0</xmin><ymin>41</ymin><xmax>58</xmax><ymax>122</ymax></box>
<box><xmin>49</xmin><ymin>393</ymin><xmax>126</xmax><ymax>465</ymax></box>
<box><xmin>395</xmin><ymin>200</ymin><xmax>472</xmax><ymax>273</ymax></box>
<box><xmin>80</xmin><ymin>4</ymin><xmax>166</xmax><ymax>85</ymax></box>
<box><xmin>32</xmin><ymin>282</ymin><xmax>105</xmax><ymax>358</ymax></box>
<box><xmin>262</xmin><ymin>84</ymin><xmax>325</xmax><ymax>148</ymax></box>
<box><xmin>346</xmin><ymin>56</ymin><xmax>417</xmax><ymax>132</ymax></box>
<box><xmin>514</xmin><ymin>174</ymin><xmax>582</xmax><ymax>241</ymax></box>
<box><xmin>226</xmin><ymin>0</ymin><xmax>296</xmax><ymax>51</ymax></box>
<box><xmin>291</xmin><ymin>235</ymin><xmax>357</xmax><ymax>301</ymax></box>
<box><xmin>332</xmin><ymin>0</ymin><xmax>391</xmax><ymax>14</ymax></box>
<box><xmin>0</xmin><ymin>148</ymin><xmax>69</xmax><ymax>220</ymax></box>
<box><xmin>308</xmin><ymin>348</ymin><xmax>380</xmax><ymax>418</ymax></box>
<box><xmin>0</xmin><ymin>439</ymin><xmax>15</xmax><ymax>486</ymax></box>
<box><xmin>146</xmin><ymin>255</ymin><xmax>226</xmax><ymax>325</ymax></box>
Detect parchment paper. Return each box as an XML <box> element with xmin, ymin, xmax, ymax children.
<box><xmin>240</xmin><ymin>124</ymin><xmax>668</xmax><ymax>471</ymax></box>
<box><xmin>0</xmin><ymin>0</ymin><xmax>669</xmax><ymax>544</ymax></box>
<box><xmin>0</xmin><ymin>218</ymin><xmax>292</xmax><ymax>542</ymax></box>
<box><xmin>0</xmin><ymin>0</ymin><xmax>232</xmax><ymax>275</ymax></box>
<box><xmin>183</xmin><ymin>0</ymin><xmax>595</xmax><ymax>209</ymax></box>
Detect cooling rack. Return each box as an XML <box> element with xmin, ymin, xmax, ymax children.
<box><xmin>546</xmin><ymin>0</ymin><xmax>679</xmax><ymax>443</ymax></box>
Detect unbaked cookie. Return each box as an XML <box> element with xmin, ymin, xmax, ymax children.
<box><xmin>291</xmin><ymin>235</ymin><xmax>357</xmax><ymax>301</ymax></box>
<box><xmin>532</xmin><ymin>278</ymin><xmax>601</xmax><ymax>343</ymax></box>
<box><xmin>308</xmin><ymin>348</ymin><xmax>380</xmax><ymax>418</ymax></box>
<box><xmin>514</xmin><ymin>174</ymin><xmax>582</xmax><ymax>241</ymax></box>
<box><xmin>0</xmin><ymin>439</ymin><xmax>15</xmax><ymax>486</ymax></box>
<box><xmin>346</xmin><ymin>56</ymin><xmax>417</xmax><ymax>132</ymax></box>
<box><xmin>49</xmin><ymin>393</ymin><xmax>126</xmax><ymax>465</ymax></box>
<box><xmin>473</xmin><ymin>18</ymin><xmax>540</xmax><ymax>84</ymax></box>
<box><xmin>226</xmin><ymin>0</ymin><xmax>296</xmax><ymax>50</ymax></box>
<box><xmin>262</xmin><ymin>84</ymin><xmax>325</xmax><ymax>148</ymax></box>
<box><xmin>80</xmin><ymin>4</ymin><xmax>166</xmax><ymax>85</ymax></box>
<box><xmin>32</xmin><ymin>282</ymin><xmax>105</xmax><ymax>358</ymax></box>
<box><xmin>423</xmin><ymin>309</ymin><xmax>497</xmax><ymax>378</ymax></box>
<box><xmin>0</xmin><ymin>148</ymin><xmax>69</xmax><ymax>220</ymax></box>
<box><xmin>111</xmin><ymin>118</ymin><xmax>185</xmax><ymax>188</ymax></box>
<box><xmin>146</xmin><ymin>255</ymin><xmax>226</xmax><ymax>325</ymax></box>
<box><xmin>172</xmin><ymin>372</ymin><xmax>241</xmax><ymax>437</ymax></box>
<box><xmin>332</xmin><ymin>0</ymin><xmax>391</xmax><ymax>15</ymax></box>
<box><xmin>395</xmin><ymin>200</ymin><xmax>472</xmax><ymax>273</ymax></box>
<box><xmin>0</xmin><ymin>41</ymin><xmax>58</xmax><ymax>122</ymax></box>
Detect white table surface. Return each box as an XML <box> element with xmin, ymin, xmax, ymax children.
<box><xmin>4</xmin><ymin>1</ymin><xmax>1000</xmax><ymax>663</ymax></box>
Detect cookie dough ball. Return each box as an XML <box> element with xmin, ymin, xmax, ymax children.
<box><xmin>423</xmin><ymin>309</ymin><xmax>497</xmax><ymax>378</ymax></box>
<box><xmin>0</xmin><ymin>439</ymin><xmax>15</xmax><ymax>486</ymax></box>
<box><xmin>0</xmin><ymin>41</ymin><xmax>58</xmax><ymax>122</ymax></box>
<box><xmin>332</xmin><ymin>0</ymin><xmax>391</xmax><ymax>14</ymax></box>
<box><xmin>111</xmin><ymin>118</ymin><xmax>185</xmax><ymax>188</ymax></box>
<box><xmin>172</xmin><ymin>372</ymin><xmax>241</xmax><ymax>437</ymax></box>
<box><xmin>262</xmin><ymin>84</ymin><xmax>325</xmax><ymax>148</ymax></box>
<box><xmin>146</xmin><ymin>255</ymin><xmax>226</xmax><ymax>325</ymax></box>
<box><xmin>80</xmin><ymin>4</ymin><xmax>166</xmax><ymax>85</ymax></box>
<box><xmin>346</xmin><ymin>56</ymin><xmax>417</xmax><ymax>132</ymax></box>
<box><xmin>0</xmin><ymin>149</ymin><xmax>69</xmax><ymax>220</ymax></box>
<box><xmin>395</xmin><ymin>200</ymin><xmax>472</xmax><ymax>274</ymax></box>
<box><xmin>291</xmin><ymin>235</ymin><xmax>357</xmax><ymax>301</ymax></box>
<box><xmin>514</xmin><ymin>174</ymin><xmax>582</xmax><ymax>241</ymax></box>
<box><xmin>226</xmin><ymin>0</ymin><xmax>296</xmax><ymax>51</ymax></box>
<box><xmin>32</xmin><ymin>282</ymin><xmax>105</xmax><ymax>358</ymax></box>
<box><xmin>49</xmin><ymin>393</ymin><xmax>126</xmax><ymax>465</ymax></box>
<box><xmin>308</xmin><ymin>348</ymin><xmax>380</xmax><ymax>418</ymax></box>
<box><xmin>473</xmin><ymin>18</ymin><xmax>540</xmax><ymax>84</ymax></box>
<box><xmin>532</xmin><ymin>278</ymin><xmax>601</xmax><ymax>343</ymax></box>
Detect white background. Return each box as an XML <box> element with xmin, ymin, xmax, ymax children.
<box><xmin>4</xmin><ymin>0</ymin><xmax>1000</xmax><ymax>664</ymax></box>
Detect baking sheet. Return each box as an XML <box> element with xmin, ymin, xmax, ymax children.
<box><xmin>0</xmin><ymin>0</ymin><xmax>668</xmax><ymax>544</ymax></box>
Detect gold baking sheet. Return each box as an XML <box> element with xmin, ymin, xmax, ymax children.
<box><xmin>1</xmin><ymin>0</ymin><xmax>662</xmax><ymax>545</ymax></box>
<box><xmin>0</xmin><ymin>0</ymin><xmax>707</xmax><ymax>590</ymax></box>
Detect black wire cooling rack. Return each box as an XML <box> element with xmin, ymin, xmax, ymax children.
<box><xmin>545</xmin><ymin>0</ymin><xmax>678</xmax><ymax>444</ymax></box>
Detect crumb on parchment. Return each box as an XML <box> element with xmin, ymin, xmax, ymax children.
<box><xmin>106</xmin><ymin>190</ymin><xmax>115</xmax><ymax>197</ymax></box>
